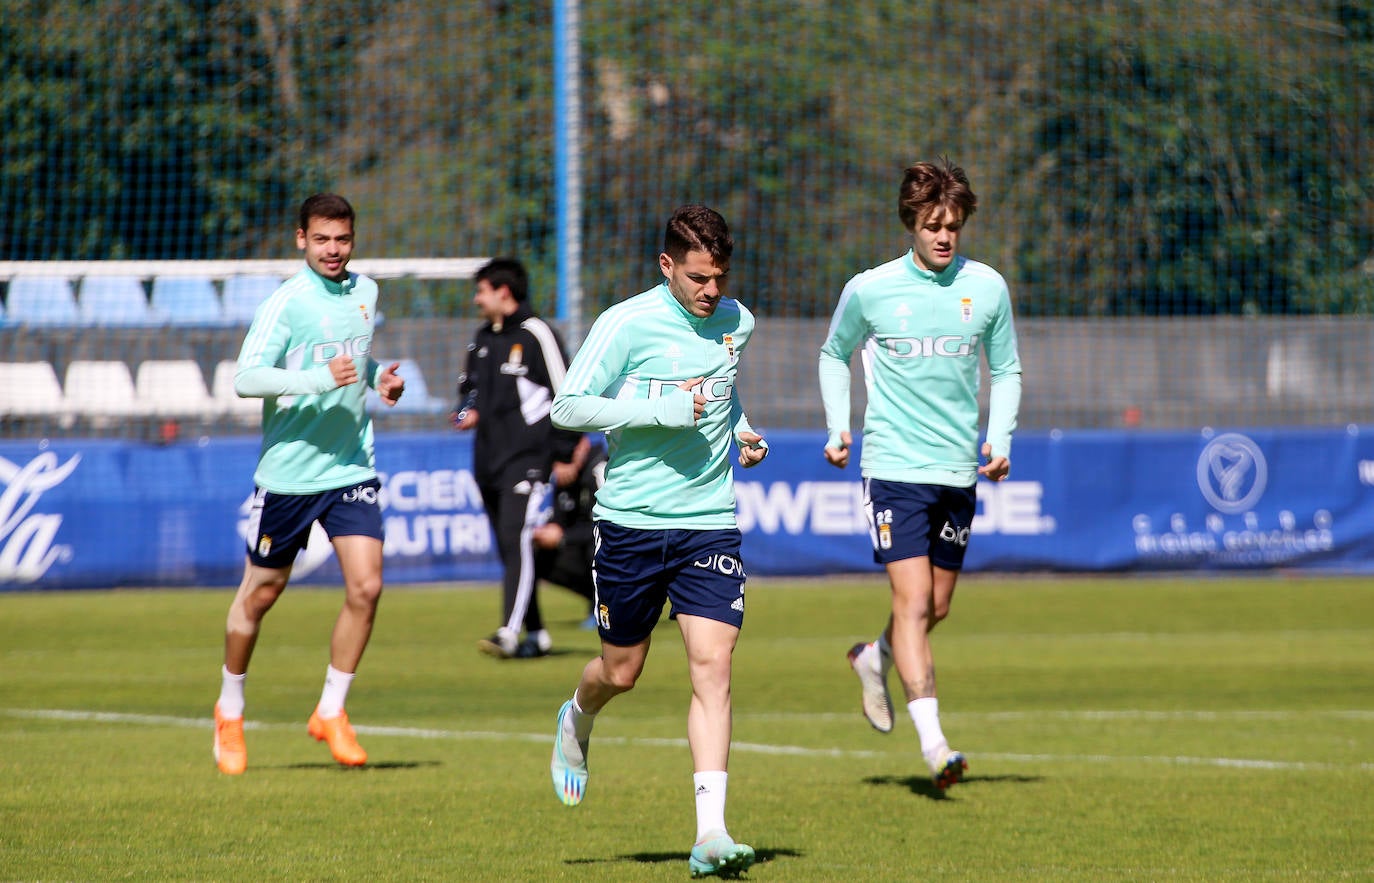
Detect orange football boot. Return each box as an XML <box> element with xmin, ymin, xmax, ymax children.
<box><xmin>307</xmin><ymin>708</ymin><xmax>367</xmax><ymax>766</ymax></box>
<box><xmin>213</xmin><ymin>704</ymin><xmax>247</xmax><ymax>775</ymax></box>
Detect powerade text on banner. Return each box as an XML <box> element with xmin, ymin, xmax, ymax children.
<box><xmin>1</xmin><ymin>427</ymin><xmax>1370</xmax><ymax>589</ymax></box>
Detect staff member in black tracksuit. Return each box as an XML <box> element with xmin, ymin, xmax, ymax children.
<box><xmin>453</xmin><ymin>258</ymin><xmax>583</xmax><ymax>659</ymax></box>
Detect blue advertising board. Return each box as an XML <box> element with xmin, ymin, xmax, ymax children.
<box><xmin>1</xmin><ymin>426</ymin><xmax>1371</xmax><ymax>589</ymax></box>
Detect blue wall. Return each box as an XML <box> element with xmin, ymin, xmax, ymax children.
<box><xmin>2</xmin><ymin>427</ymin><xmax>1371</xmax><ymax>590</ymax></box>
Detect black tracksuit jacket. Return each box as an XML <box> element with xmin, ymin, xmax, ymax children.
<box><xmin>456</xmin><ymin>303</ymin><xmax>579</xmax><ymax>487</ymax></box>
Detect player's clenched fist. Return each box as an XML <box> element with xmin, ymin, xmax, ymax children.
<box><xmin>328</xmin><ymin>353</ymin><xmax>359</xmax><ymax>387</ymax></box>
<box><xmin>677</xmin><ymin>377</ymin><xmax>706</xmax><ymax>422</ymax></box>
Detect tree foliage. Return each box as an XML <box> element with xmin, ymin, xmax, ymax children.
<box><xmin>1</xmin><ymin>0</ymin><xmax>1369</xmax><ymax>316</ymax></box>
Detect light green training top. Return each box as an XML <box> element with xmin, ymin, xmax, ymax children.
<box><xmin>234</xmin><ymin>266</ymin><xmax>384</xmax><ymax>494</ymax></box>
<box><xmin>551</xmin><ymin>282</ymin><xmax>764</xmax><ymax>529</ymax></box>
<box><xmin>819</xmin><ymin>251</ymin><xmax>1022</xmax><ymax>488</ymax></box>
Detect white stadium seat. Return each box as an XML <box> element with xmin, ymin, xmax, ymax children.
<box><xmin>212</xmin><ymin>360</ymin><xmax>259</xmax><ymax>423</ymax></box>
<box><xmin>0</xmin><ymin>362</ymin><xmax>66</xmax><ymax>417</ymax></box>
<box><xmin>135</xmin><ymin>360</ymin><xmax>218</xmax><ymax>418</ymax></box>
<box><xmin>63</xmin><ymin>361</ymin><xmax>150</xmax><ymax>420</ymax></box>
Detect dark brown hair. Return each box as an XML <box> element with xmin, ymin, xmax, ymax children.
<box><xmin>897</xmin><ymin>158</ymin><xmax>977</xmax><ymax>231</ymax></box>
<box><xmin>663</xmin><ymin>204</ymin><xmax>734</xmax><ymax>263</ymax></box>
<box><xmin>298</xmin><ymin>193</ymin><xmax>355</xmax><ymax>233</ymax></box>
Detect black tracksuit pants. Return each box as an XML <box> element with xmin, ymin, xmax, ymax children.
<box><xmin>480</xmin><ymin>475</ymin><xmax>546</xmax><ymax>635</ymax></box>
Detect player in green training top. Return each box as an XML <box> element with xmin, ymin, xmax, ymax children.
<box><xmin>547</xmin><ymin>205</ymin><xmax>766</xmax><ymax>878</ymax></box>
<box><xmin>819</xmin><ymin>159</ymin><xmax>1022</xmax><ymax>791</ymax></box>
<box><xmin>211</xmin><ymin>193</ymin><xmax>406</xmax><ymax>776</ymax></box>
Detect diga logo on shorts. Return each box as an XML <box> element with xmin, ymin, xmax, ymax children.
<box><xmin>691</xmin><ymin>554</ymin><xmax>744</xmax><ymax>576</ymax></box>
<box><xmin>938</xmin><ymin>521</ymin><xmax>971</xmax><ymax>546</ymax></box>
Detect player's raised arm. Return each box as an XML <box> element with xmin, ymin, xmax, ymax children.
<box><xmin>551</xmin><ymin>307</ymin><xmax>697</xmax><ymax>432</ymax></box>
<box><xmin>234</xmin><ymin>302</ymin><xmax>336</xmax><ymax>398</ymax></box>
<box><xmin>818</xmin><ymin>275</ymin><xmax>865</xmax><ymax>466</ymax></box>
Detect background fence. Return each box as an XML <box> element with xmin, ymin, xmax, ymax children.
<box><xmin>5</xmin><ymin>7</ymin><xmax>1371</xmax><ymax>302</ymax></box>
<box><xmin>2</xmin><ymin>0</ymin><xmax>1371</xmax><ymax>437</ymax></box>
<box><xmin>1</xmin><ymin>2</ymin><xmax>1371</xmax><ymax>582</ymax></box>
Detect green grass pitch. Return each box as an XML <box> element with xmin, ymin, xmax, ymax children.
<box><xmin>1</xmin><ymin>575</ymin><xmax>1371</xmax><ymax>881</ymax></box>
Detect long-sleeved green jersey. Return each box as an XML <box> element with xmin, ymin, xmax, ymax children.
<box><xmin>235</xmin><ymin>266</ymin><xmax>384</xmax><ymax>494</ymax></box>
<box><xmin>819</xmin><ymin>251</ymin><xmax>1022</xmax><ymax>488</ymax></box>
<box><xmin>551</xmin><ymin>282</ymin><xmax>762</xmax><ymax>529</ymax></box>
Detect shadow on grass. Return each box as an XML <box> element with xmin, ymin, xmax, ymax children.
<box><xmin>565</xmin><ymin>846</ymin><xmax>801</xmax><ymax>872</ymax></box>
<box><xmin>864</xmin><ymin>772</ymin><xmax>1041</xmax><ymax>799</ymax></box>
<box><xmin>512</xmin><ymin>648</ymin><xmax>580</xmax><ymax>660</ymax></box>
<box><xmin>282</xmin><ymin>759</ymin><xmax>441</xmax><ymax>771</ymax></box>
<box><xmin>476</xmin><ymin>648</ymin><xmax>581</xmax><ymax>661</ymax></box>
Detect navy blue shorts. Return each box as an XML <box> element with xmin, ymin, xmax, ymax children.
<box><xmin>244</xmin><ymin>479</ymin><xmax>384</xmax><ymax>568</ymax></box>
<box><xmin>591</xmin><ymin>522</ymin><xmax>747</xmax><ymax>646</ymax></box>
<box><xmin>864</xmin><ymin>478</ymin><xmax>976</xmax><ymax>570</ymax></box>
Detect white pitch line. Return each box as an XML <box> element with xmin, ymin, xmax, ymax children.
<box><xmin>980</xmin><ymin>752</ymin><xmax>1374</xmax><ymax>773</ymax></box>
<box><xmin>0</xmin><ymin>708</ymin><xmax>885</xmax><ymax>760</ymax></box>
<box><xmin>739</xmin><ymin>709</ymin><xmax>1374</xmax><ymax>723</ymax></box>
<box><xmin>966</xmin><ymin>709</ymin><xmax>1374</xmax><ymax>722</ymax></box>
<box><xmin>3</xmin><ymin>707</ymin><xmax>1370</xmax><ymax>772</ymax></box>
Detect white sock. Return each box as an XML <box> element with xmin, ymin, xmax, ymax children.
<box><xmin>560</xmin><ymin>691</ymin><xmax>596</xmax><ymax>767</ymax></box>
<box><xmin>569</xmin><ymin>691</ymin><xmax>596</xmax><ymax>740</ymax></box>
<box><xmin>316</xmin><ymin>665</ymin><xmax>354</xmax><ymax>719</ymax></box>
<box><xmin>875</xmin><ymin>632</ymin><xmax>894</xmax><ymax>675</ymax></box>
<box><xmin>217</xmin><ymin>666</ymin><xmax>246</xmax><ymax>719</ymax></box>
<box><xmin>693</xmin><ymin>770</ymin><xmax>729</xmax><ymax>842</ymax></box>
<box><xmin>534</xmin><ymin>629</ymin><xmax>553</xmax><ymax>652</ymax></box>
<box><xmin>908</xmin><ymin>697</ymin><xmax>947</xmax><ymax>758</ymax></box>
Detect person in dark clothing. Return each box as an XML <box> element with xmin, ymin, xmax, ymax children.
<box><xmin>533</xmin><ymin>435</ymin><xmax>606</xmax><ymax>628</ymax></box>
<box><xmin>453</xmin><ymin>257</ymin><xmax>583</xmax><ymax>659</ymax></box>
